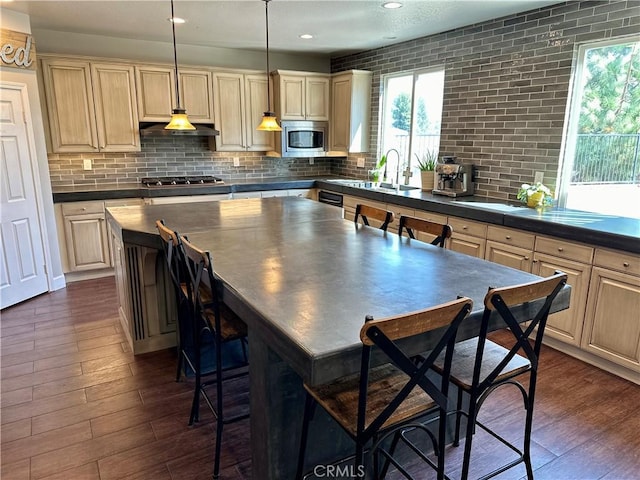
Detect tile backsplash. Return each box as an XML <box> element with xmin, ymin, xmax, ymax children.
<box><xmin>47</xmin><ymin>137</ymin><xmax>333</xmax><ymax>188</ymax></box>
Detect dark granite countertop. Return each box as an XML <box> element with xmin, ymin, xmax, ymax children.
<box><xmin>53</xmin><ymin>176</ymin><xmax>640</xmax><ymax>254</ymax></box>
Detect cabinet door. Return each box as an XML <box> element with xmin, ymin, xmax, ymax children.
<box><xmin>179</xmin><ymin>69</ymin><xmax>214</xmax><ymax>123</ymax></box>
<box><xmin>244</xmin><ymin>74</ymin><xmax>275</xmax><ymax>151</ymax></box>
<box><xmin>305</xmin><ymin>76</ymin><xmax>330</xmax><ymax>121</ymax></box>
<box><xmin>91</xmin><ymin>63</ymin><xmax>140</xmax><ymax>152</ymax></box>
<box><xmin>449</xmin><ymin>233</ymin><xmax>486</xmax><ymax>258</ymax></box>
<box><xmin>212</xmin><ymin>72</ymin><xmax>246</xmax><ymax>151</ymax></box>
<box><xmin>63</xmin><ymin>213</ymin><xmax>110</xmax><ymax>271</ymax></box>
<box><xmin>135</xmin><ymin>66</ymin><xmax>175</xmax><ymax>121</ymax></box>
<box><xmin>278</xmin><ymin>75</ymin><xmax>305</xmax><ymax>120</ymax></box>
<box><xmin>485</xmin><ymin>241</ymin><xmax>533</xmax><ymax>272</ymax></box>
<box><xmin>41</xmin><ymin>59</ymin><xmax>99</xmax><ymax>153</ymax></box>
<box><xmin>581</xmin><ymin>267</ymin><xmax>640</xmax><ymax>371</ymax></box>
<box><xmin>330</xmin><ymin>74</ymin><xmax>351</xmax><ymax>152</ymax></box>
<box><xmin>532</xmin><ymin>253</ymin><xmax>591</xmax><ymax>346</ymax></box>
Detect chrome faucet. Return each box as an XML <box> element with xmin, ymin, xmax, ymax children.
<box><xmin>383</xmin><ymin>148</ymin><xmax>402</xmax><ymax>186</ymax></box>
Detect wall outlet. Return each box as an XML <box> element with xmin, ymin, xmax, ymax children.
<box><xmin>83</xmin><ymin>159</ymin><xmax>92</xmax><ymax>170</ymax></box>
<box><xmin>356</xmin><ymin>157</ymin><xmax>365</xmax><ymax>168</ymax></box>
<box><xmin>534</xmin><ymin>171</ymin><xmax>544</xmax><ymax>184</ymax></box>
<box><xmin>309</xmin><ymin>158</ymin><xmax>314</xmax><ymax>165</ymax></box>
<box><xmin>233</xmin><ymin>157</ymin><xmax>240</xmax><ymax>167</ymax></box>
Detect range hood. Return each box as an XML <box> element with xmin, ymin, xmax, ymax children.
<box><xmin>139</xmin><ymin>122</ymin><xmax>219</xmax><ymax>137</ymax></box>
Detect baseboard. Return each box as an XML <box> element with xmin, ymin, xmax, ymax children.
<box><xmin>49</xmin><ymin>274</ymin><xmax>67</xmax><ymax>291</ymax></box>
<box><xmin>64</xmin><ymin>268</ymin><xmax>115</xmax><ymax>283</ymax></box>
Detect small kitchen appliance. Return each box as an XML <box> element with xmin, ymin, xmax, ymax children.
<box><xmin>432</xmin><ymin>156</ymin><xmax>474</xmax><ymax>197</ymax></box>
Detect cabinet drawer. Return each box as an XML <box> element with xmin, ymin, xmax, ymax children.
<box><xmin>487</xmin><ymin>226</ymin><xmax>535</xmax><ymax>250</ymax></box>
<box><xmin>61</xmin><ymin>201</ymin><xmax>104</xmax><ymax>216</ymax></box>
<box><xmin>535</xmin><ymin>236</ymin><xmax>593</xmax><ymax>264</ymax></box>
<box><xmin>594</xmin><ymin>248</ymin><xmax>640</xmax><ymax>276</ymax></box>
<box><xmin>413</xmin><ymin>210</ymin><xmax>447</xmax><ymax>225</ymax></box>
<box><xmin>448</xmin><ymin>217</ymin><xmax>487</xmax><ymax>238</ymax></box>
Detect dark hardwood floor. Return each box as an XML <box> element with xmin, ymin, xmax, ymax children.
<box><xmin>1</xmin><ymin>277</ymin><xmax>638</xmax><ymax>479</ymax></box>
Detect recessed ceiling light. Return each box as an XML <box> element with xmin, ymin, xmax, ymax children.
<box><xmin>168</xmin><ymin>17</ymin><xmax>186</xmax><ymax>24</ymax></box>
<box><xmin>382</xmin><ymin>2</ymin><xmax>403</xmax><ymax>9</ymax></box>
<box><xmin>299</xmin><ymin>34</ymin><xmax>314</xmax><ymax>40</ymax></box>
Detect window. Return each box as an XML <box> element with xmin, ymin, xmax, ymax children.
<box><xmin>379</xmin><ymin>68</ymin><xmax>445</xmax><ymax>187</ymax></box>
<box><xmin>558</xmin><ymin>37</ymin><xmax>640</xmax><ymax>219</ymax></box>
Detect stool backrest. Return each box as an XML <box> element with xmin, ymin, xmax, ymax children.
<box><xmin>357</xmin><ymin>297</ymin><xmax>473</xmax><ymax>443</ymax></box>
<box><xmin>474</xmin><ymin>272</ymin><xmax>568</xmax><ymax>391</ymax></box>
<box><xmin>355</xmin><ymin>204</ymin><xmax>395</xmax><ymax>231</ymax></box>
<box><xmin>398</xmin><ymin>215</ymin><xmax>452</xmax><ymax>247</ymax></box>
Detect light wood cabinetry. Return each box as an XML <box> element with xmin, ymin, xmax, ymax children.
<box><xmin>342</xmin><ymin>194</ymin><xmax>387</xmax><ymax>227</ymax></box>
<box><xmin>485</xmin><ymin>226</ymin><xmax>535</xmax><ymax>272</ymax></box>
<box><xmin>532</xmin><ymin>236</ymin><xmax>593</xmax><ymax>346</ymax></box>
<box><xmin>273</xmin><ymin>71</ymin><xmax>330</xmax><ymax>121</ymax></box>
<box><xmin>61</xmin><ymin>201</ymin><xmax>110</xmax><ymax>271</ymax></box>
<box><xmin>212</xmin><ymin>71</ymin><xmax>274</xmax><ymax>152</ymax></box>
<box><xmin>581</xmin><ymin>249</ymin><xmax>640</xmax><ymax>372</ymax></box>
<box><xmin>41</xmin><ymin>58</ymin><xmax>140</xmax><ymax>153</ymax></box>
<box><xmin>135</xmin><ymin>66</ymin><xmax>214</xmax><ymax>123</ymax></box>
<box><xmin>329</xmin><ymin>70</ymin><xmax>372</xmax><ymax>155</ymax></box>
<box><xmin>448</xmin><ymin>217</ymin><xmax>487</xmax><ymax>258</ymax></box>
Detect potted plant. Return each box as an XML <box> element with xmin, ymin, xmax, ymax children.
<box><xmin>369</xmin><ymin>154</ymin><xmax>387</xmax><ymax>185</ymax></box>
<box><xmin>517</xmin><ymin>182</ymin><xmax>553</xmax><ymax>208</ymax></box>
<box><xmin>416</xmin><ymin>151</ymin><xmax>437</xmax><ymax>192</ymax></box>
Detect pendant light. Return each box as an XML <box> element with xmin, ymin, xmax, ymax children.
<box><xmin>165</xmin><ymin>0</ymin><xmax>195</xmax><ymax>130</ymax></box>
<box><xmin>256</xmin><ymin>0</ymin><xmax>282</xmax><ymax>131</ymax></box>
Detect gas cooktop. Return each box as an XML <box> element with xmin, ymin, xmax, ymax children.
<box><xmin>141</xmin><ymin>176</ymin><xmax>225</xmax><ymax>187</ymax></box>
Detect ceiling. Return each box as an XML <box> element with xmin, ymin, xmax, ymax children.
<box><xmin>3</xmin><ymin>0</ymin><xmax>561</xmax><ymax>56</ymax></box>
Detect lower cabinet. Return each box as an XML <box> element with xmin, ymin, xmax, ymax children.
<box><xmin>57</xmin><ymin>199</ymin><xmax>144</xmax><ymax>274</ymax></box>
<box><xmin>581</xmin><ymin>249</ymin><xmax>640</xmax><ymax>373</ymax></box>
<box><xmin>61</xmin><ymin>201</ymin><xmax>110</xmax><ymax>271</ymax></box>
<box><xmin>448</xmin><ymin>217</ymin><xmax>487</xmax><ymax>258</ymax></box>
<box><xmin>485</xmin><ymin>226</ymin><xmax>534</xmax><ymax>272</ymax></box>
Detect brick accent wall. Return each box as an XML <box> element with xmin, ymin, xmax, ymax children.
<box><xmin>47</xmin><ymin>137</ymin><xmax>333</xmax><ymax>188</ymax></box>
<box><xmin>331</xmin><ymin>0</ymin><xmax>639</xmax><ymax>201</ymax></box>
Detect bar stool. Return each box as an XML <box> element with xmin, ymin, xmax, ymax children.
<box><xmin>177</xmin><ymin>234</ymin><xmax>250</xmax><ymax>479</ymax></box>
<box><xmin>155</xmin><ymin>219</ymin><xmax>190</xmax><ymax>381</ymax></box>
<box><xmin>441</xmin><ymin>272</ymin><xmax>567</xmax><ymax>480</ymax></box>
<box><xmin>398</xmin><ymin>215</ymin><xmax>452</xmax><ymax>247</ymax></box>
<box><xmin>355</xmin><ymin>204</ymin><xmax>395</xmax><ymax>231</ymax></box>
<box><xmin>296</xmin><ymin>296</ymin><xmax>474</xmax><ymax>480</ymax></box>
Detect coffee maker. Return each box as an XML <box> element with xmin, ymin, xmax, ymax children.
<box><xmin>432</xmin><ymin>156</ymin><xmax>474</xmax><ymax>197</ymax></box>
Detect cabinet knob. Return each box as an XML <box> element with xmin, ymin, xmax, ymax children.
<box><xmin>462</xmin><ymin>226</ymin><xmax>468</xmax><ymax>230</ymax></box>
<box><xmin>557</xmin><ymin>247</ymin><xmax>564</xmax><ymax>252</ymax></box>
<box><xmin>623</xmin><ymin>262</ymin><xmax>630</xmax><ymax>267</ymax></box>
<box><xmin>82</xmin><ymin>207</ymin><xmax>86</xmax><ymax>211</ymax></box>
<box><xmin>524</xmin><ymin>256</ymin><xmax>529</xmax><ymax>260</ymax></box>
<box><xmin>532</xmin><ymin>259</ymin><xmax>538</xmax><ymax>263</ymax></box>
<box><xmin>505</xmin><ymin>235</ymin><xmax>511</xmax><ymax>240</ymax></box>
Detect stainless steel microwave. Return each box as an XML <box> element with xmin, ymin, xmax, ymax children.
<box><xmin>280</xmin><ymin>120</ymin><xmax>328</xmax><ymax>157</ymax></box>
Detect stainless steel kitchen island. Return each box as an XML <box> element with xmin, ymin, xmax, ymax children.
<box><xmin>106</xmin><ymin>196</ymin><xmax>570</xmax><ymax>479</ymax></box>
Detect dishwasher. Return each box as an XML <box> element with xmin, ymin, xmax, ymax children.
<box><xmin>318</xmin><ymin>190</ymin><xmax>343</xmax><ymax>208</ymax></box>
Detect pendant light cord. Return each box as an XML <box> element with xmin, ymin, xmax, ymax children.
<box><xmin>264</xmin><ymin>0</ymin><xmax>272</xmax><ymax>112</ymax></box>
<box><xmin>170</xmin><ymin>0</ymin><xmax>182</xmax><ymax>110</ymax></box>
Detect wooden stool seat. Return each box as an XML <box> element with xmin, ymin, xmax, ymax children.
<box><xmin>305</xmin><ymin>363</ymin><xmax>437</xmax><ymax>437</ymax></box>
<box><xmin>355</xmin><ymin>204</ymin><xmax>395</xmax><ymax>231</ymax></box>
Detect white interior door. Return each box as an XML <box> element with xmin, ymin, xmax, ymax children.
<box><xmin>0</xmin><ymin>84</ymin><xmax>48</xmax><ymax>308</ymax></box>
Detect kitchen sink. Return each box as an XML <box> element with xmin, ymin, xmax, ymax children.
<box><xmin>371</xmin><ymin>183</ymin><xmax>421</xmax><ymax>192</ymax></box>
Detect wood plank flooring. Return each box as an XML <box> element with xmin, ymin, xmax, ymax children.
<box><xmin>1</xmin><ymin>277</ymin><xmax>639</xmax><ymax>479</ymax></box>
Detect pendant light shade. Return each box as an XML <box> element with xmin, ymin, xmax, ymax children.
<box><xmin>165</xmin><ymin>0</ymin><xmax>195</xmax><ymax>130</ymax></box>
<box><xmin>257</xmin><ymin>0</ymin><xmax>282</xmax><ymax>132</ymax></box>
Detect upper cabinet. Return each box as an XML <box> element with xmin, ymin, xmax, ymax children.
<box><xmin>212</xmin><ymin>71</ymin><xmax>274</xmax><ymax>152</ymax></box>
<box><xmin>272</xmin><ymin>71</ymin><xmax>330</xmax><ymax>121</ymax></box>
<box><xmin>135</xmin><ymin>66</ymin><xmax>214</xmax><ymax>123</ymax></box>
<box><xmin>329</xmin><ymin>70</ymin><xmax>372</xmax><ymax>155</ymax></box>
<box><xmin>41</xmin><ymin>58</ymin><xmax>140</xmax><ymax>153</ymax></box>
